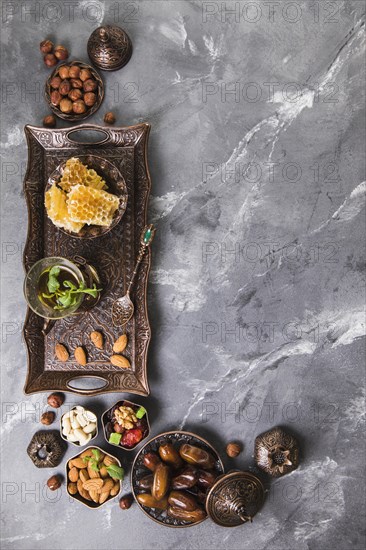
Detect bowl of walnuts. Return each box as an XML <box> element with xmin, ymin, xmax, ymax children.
<box><xmin>45</xmin><ymin>60</ymin><xmax>104</xmax><ymax>121</ymax></box>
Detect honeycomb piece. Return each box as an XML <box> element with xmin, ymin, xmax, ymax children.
<box><xmin>45</xmin><ymin>184</ymin><xmax>84</xmax><ymax>233</ymax></box>
<box><xmin>67</xmin><ymin>185</ymin><xmax>120</xmax><ymax>226</ymax></box>
<box><xmin>59</xmin><ymin>157</ymin><xmax>89</xmax><ymax>192</ymax></box>
<box><xmin>83</xmin><ymin>169</ymin><xmax>108</xmax><ymax>190</ymax></box>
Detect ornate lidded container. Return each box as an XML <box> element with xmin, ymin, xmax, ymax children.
<box><xmin>87</xmin><ymin>25</ymin><xmax>132</xmax><ymax>71</ymax></box>
<box><xmin>205</xmin><ymin>471</ymin><xmax>265</xmax><ymax>527</ymax></box>
<box><xmin>254</xmin><ymin>426</ymin><xmax>300</xmax><ymax>477</ymax></box>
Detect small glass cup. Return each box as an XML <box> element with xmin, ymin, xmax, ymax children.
<box><xmin>24</xmin><ymin>257</ymin><xmax>85</xmax><ymax>320</ymax></box>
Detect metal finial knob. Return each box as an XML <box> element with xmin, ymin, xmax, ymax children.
<box><xmin>87</xmin><ymin>25</ymin><xmax>132</xmax><ymax>71</ymax></box>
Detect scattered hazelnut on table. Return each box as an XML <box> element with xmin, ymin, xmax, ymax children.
<box><xmin>41</xmin><ymin>411</ymin><xmax>56</xmax><ymax>425</ymax></box>
<box><xmin>58</xmin><ymin>65</ymin><xmax>70</xmax><ymax>79</ymax></box>
<box><xmin>44</xmin><ymin>53</ymin><xmax>58</xmax><ymax>68</ymax></box>
<box><xmin>104</xmin><ymin>112</ymin><xmax>116</xmax><ymax>125</ymax></box>
<box><xmin>40</xmin><ymin>39</ymin><xmax>54</xmax><ymax>54</ymax></box>
<box><xmin>226</xmin><ymin>442</ymin><xmax>242</xmax><ymax>458</ymax></box>
<box><xmin>47</xmin><ymin>392</ymin><xmax>64</xmax><ymax>408</ymax></box>
<box><xmin>43</xmin><ymin>115</ymin><xmax>56</xmax><ymax>128</ymax></box>
<box><xmin>47</xmin><ymin>475</ymin><xmax>62</xmax><ymax>491</ymax></box>
<box><xmin>59</xmin><ymin>98</ymin><xmax>73</xmax><ymax>113</ymax></box>
<box><xmin>119</xmin><ymin>495</ymin><xmax>133</xmax><ymax>510</ymax></box>
<box><xmin>54</xmin><ymin>45</ymin><xmax>69</xmax><ymax>61</ymax></box>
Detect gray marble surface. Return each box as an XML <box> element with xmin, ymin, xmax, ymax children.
<box><xmin>1</xmin><ymin>1</ymin><xmax>365</xmax><ymax>548</ymax></box>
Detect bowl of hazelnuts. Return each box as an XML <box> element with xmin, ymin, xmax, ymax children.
<box><xmin>45</xmin><ymin>60</ymin><xmax>104</xmax><ymax>121</ymax></box>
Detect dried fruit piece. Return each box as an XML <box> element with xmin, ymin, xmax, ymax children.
<box><xmin>137</xmin><ymin>494</ymin><xmax>168</xmax><ymax>510</ymax></box>
<box><xmin>113</xmin><ymin>334</ymin><xmax>127</xmax><ymax>353</ymax></box>
<box><xmin>90</xmin><ymin>331</ymin><xmax>104</xmax><ymax>349</ymax></box>
<box><xmin>152</xmin><ymin>463</ymin><xmax>170</xmax><ymax>501</ymax></box>
<box><xmin>110</xmin><ymin>355</ymin><xmax>130</xmax><ymax>369</ymax></box>
<box><xmin>55</xmin><ymin>343</ymin><xmax>69</xmax><ymax>362</ymax></box>
<box><xmin>74</xmin><ymin>346</ymin><xmax>87</xmax><ymax>366</ymax></box>
<box><xmin>121</xmin><ymin>428</ymin><xmax>143</xmax><ymax>448</ymax></box>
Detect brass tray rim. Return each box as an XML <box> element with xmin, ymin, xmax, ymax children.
<box><xmin>22</xmin><ymin>122</ymin><xmax>152</xmax><ymax>397</ymax></box>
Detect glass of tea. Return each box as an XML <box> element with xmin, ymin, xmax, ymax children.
<box><xmin>24</xmin><ymin>257</ymin><xmax>85</xmax><ymax>319</ymax></box>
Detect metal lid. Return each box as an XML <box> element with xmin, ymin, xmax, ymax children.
<box><xmin>87</xmin><ymin>25</ymin><xmax>132</xmax><ymax>71</ymax></box>
<box><xmin>205</xmin><ymin>471</ymin><xmax>265</xmax><ymax>527</ymax></box>
<box><xmin>254</xmin><ymin>426</ymin><xmax>299</xmax><ymax>477</ymax></box>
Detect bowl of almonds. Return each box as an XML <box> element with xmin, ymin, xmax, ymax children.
<box><xmin>102</xmin><ymin>400</ymin><xmax>150</xmax><ymax>451</ymax></box>
<box><xmin>66</xmin><ymin>446</ymin><xmax>123</xmax><ymax>508</ymax></box>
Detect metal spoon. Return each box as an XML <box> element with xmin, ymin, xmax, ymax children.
<box><xmin>112</xmin><ymin>224</ymin><xmax>156</xmax><ymax>327</ymax></box>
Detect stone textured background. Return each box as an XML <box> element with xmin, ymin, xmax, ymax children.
<box><xmin>1</xmin><ymin>1</ymin><xmax>365</xmax><ymax>549</ymax></box>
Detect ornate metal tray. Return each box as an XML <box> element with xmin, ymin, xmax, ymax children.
<box><xmin>23</xmin><ymin>123</ymin><xmax>152</xmax><ymax>396</ymax></box>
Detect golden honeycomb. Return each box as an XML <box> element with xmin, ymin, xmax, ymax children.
<box><xmin>67</xmin><ymin>185</ymin><xmax>120</xmax><ymax>226</ymax></box>
<box><xmin>83</xmin><ymin>168</ymin><xmax>108</xmax><ymax>190</ymax></box>
<box><xmin>59</xmin><ymin>157</ymin><xmax>89</xmax><ymax>192</ymax></box>
<box><xmin>45</xmin><ymin>184</ymin><xmax>84</xmax><ymax>233</ymax></box>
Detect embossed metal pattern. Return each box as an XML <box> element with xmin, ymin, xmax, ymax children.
<box><xmin>45</xmin><ymin>61</ymin><xmax>104</xmax><ymax>121</ymax></box>
<box><xmin>87</xmin><ymin>25</ymin><xmax>132</xmax><ymax>71</ymax></box>
<box><xmin>131</xmin><ymin>431</ymin><xmax>225</xmax><ymax>528</ymax></box>
<box><xmin>27</xmin><ymin>430</ymin><xmax>66</xmax><ymax>468</ymax></box>
<box><xmin>23</xmin><ymin>123</ymin><xmax>152</xmax><ymax>396</ymax></box>
<box><xmin>254</xmin><ymin>426</ymin><xmax>299</xmax><ymax>477</ymax></box>
<box><xmin>206</xmin><ymin>471</ymin><xmax>265</xmax><ymax>527</ymax></box>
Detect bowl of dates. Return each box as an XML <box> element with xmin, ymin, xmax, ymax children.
<box><xmin>131</xmin><ymin>431</ymin><xmax>224</xmax><ymax>527</ymax></box>
<box><xmin>102</xmin><ymin>400</ymin><xmax>150</xmax><ymax>451</ymax></box>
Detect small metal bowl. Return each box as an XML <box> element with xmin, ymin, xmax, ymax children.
<box><xmin>60</xmin><ymin>406</ymin><xmax>98</xmax><ymax>447</ymax></box>
<box><xmin>45</xmin><ymin>60</ymin><xmax>104</xmax><ymax>121</ymax></box>
<box><xmin>66</xmin><ymin>445</ymin><xmax>122</xmax><ymax>509</ymax></box>
<box><xmin>46</xmin><ymin>154</ymin><xmax>128</xmax><ymax>239</ymax></box>
<box><xmin>102</xmin><ymin>400</ymin><xmax>150</xmax><ymax>451</ymax></box>
<box><xmin>131</xmin><ymin>431</ymin><xmax>225</xmax><ymax>528</ymax></box>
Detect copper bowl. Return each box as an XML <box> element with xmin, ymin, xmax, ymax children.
<box><xmin>65</xmin><ymin>445</ymin><xmax>122</xmax><ymax>509</ymax></box>
<box><xmin>102</xmin><ymin>399</ymin><xmax>150</xmax><ymax>451</ymax></box>
<box><xmin>45</xmin><ymin>60</ymin><xmax>104</xmax><ymax>121</ymax></box>
<box><xmin>46</xmin><ymin>154</ymin><xmax>128</xmax><ymax>239</ymax></box>
<box><xmin>131</xmin><ymin>431</ymin><xmax>225</xmax><ymax>528</ymax></box>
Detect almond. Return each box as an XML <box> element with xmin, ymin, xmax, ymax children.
<box><xmin>79</xmin><ymin>469</ymin><xmax>89</xmax><ymax>483</ymax></box>
<box><xmin>110</xmin><ymin>481</ymin><xmax>120</xmax><ymax>496</ymax></box>
<box><xmin>110</xmin><ymin>355</ymin><xmax>130</xmax><ymax>369</ymax></box>
<box><xmin>98</xmin><ymin>478</ymin><xmax>114</xmax><ymax>494</ymax></box>
<box><xmin>87</xmin><ymin>462</ymin><xmax>100</xmax><ymax>479</ymax></box>
<box><xmin>72</xmin><ymin>457</ymin><xmax>87</xmax><ymax>469</ymax></box>
<box><xmin>89</xmin><ymin>489</ymin><xmax>100</xmax><ymax>503</ymax></box>
<box><xmin>68</xmin><ymin>467</ymin><xmax>79</xmax><ymax>483</ymax></box>
<box><xmin>83</xmin><ymin>478</ymin><xmax>103</xmax><ymax>492</ymax></box>
<box><xmin>113</xmin><ymin>334</ymin><xmax>127</xmax><ymax>353</ymax></box>
<box><xmin>90</xmin><ymin>331</ymin><xmax>104</xmax><ymax>349</ymax></box>
<box><xmin>98</xmin><ymin>490</ymin><xmax>110</xmax><ymax>504</ymax></box>
<box><xmin>80</xmin><ymin>449</ymin><xmax>94</xmax><ymax>459</ymax></box>
<box><xmin>55</xmin><ymin>343</ymin><xmax>69</xmax><ymax>362</ymax></box>
<box><xmin>103</xmin><ymin>455</ymin><xmax>117</xmax><ymax>467</ymax></box>
<box><xmin>99</xmin><ymin>466</ymin><xmax>109</xmax><ymax>478</ymax></box>
<box><xmin>77</xmin><ymin>479</ymin><xmax>92</xmax><ymax>500</ymax></box>
<box><xmin>74</xmin><ymin>346</ymin><xmax>87</xmax><ymax>366</ymax></box>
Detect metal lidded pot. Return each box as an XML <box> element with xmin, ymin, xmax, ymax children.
<box><xmin>87</xmin><ymin>25</ymin><xmax>132</xmax><ymax>71</ymax></box>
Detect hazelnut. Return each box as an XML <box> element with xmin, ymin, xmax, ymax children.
<box><xmin>47</xmin><ymin>475</ymin><xmax>62</xmax><ymax>491</ymax></box>
<box><xmin>44</xmin><ymin>53</ymin><xmax>58</xmax><ymax>68</ymax></box>
<box><xmin>50</xmin><ymin>76</ymin><xmax>61</xmax><ymax>89</ymax></box>
<box><xmin>41</xmin><ymin>411</ymin><xmax>56</xmax><ymax>424</ymax></box>
<box><xmin>80</xmin><ymin>68</ymin><xmax>92</xmax><ymax>81</ymax></box>
<box><xmin>47</xmin><ymin>392</ymin><xmax>64</xmax><ymax>408</ymax></box>
<box><xmin>58</xmin><ymin>66</ymin><xmax>70</xmax><ymax>79</ymax></box>
<box><xmin>70</xmin><ymin>78</ymin><xmax>83</xmax><ymax>89</ymax></box>
<box><xmin>59</xmin><ymin>98</ymin><xmax>73</xmax><ymax>113</ymax></box>
<box><xmin>226</xmin><ymin>442</ymin><xmax>242</xmax><ymax>458</ymax></box>
<box><xmin>84</xmin><ymin>92</ymin><xmax>96</xmax><ymax>107</ymax></box>
<box><xmin>69</xmin><ymin>65</ymin><xmax>80</xmax><ymax>79</ymax></box>
<box><xmin>40</xmin><ymin>39</ymin><xmax>54</xmax><ymax>54</ymax></box>
<box><xmin>104</xmin><ymin>112</ymin><xmax>116</xmax><ymax>125</ymax></box>
<box><xmin>119</xmin><ymin>495</ymin><xmax>133</xmax><ymax>510</ymax></box>
<box><xmin>50</xmin><ymin>90</ymin><xmax>62</xmax><ymax>106</ymax></box>
<box><xmin>54</xmin><ymin>45</ymin><xmax>69</xmax><ymax>61</ymax></box>
<box><xmin>43</xmin><ymin>115</ymin><xmax>56</xmax><ymax>128</ymax></box>
<box><xmin>68</xmin><ymin>88</ymin><xmax>83</xmax><ymax>101</ymax></box>
<box><xmin>59</xmin><ymin>79</ymin><xmax>71</xmax><ymax>96</ymax></box>
<box><xmin>83</xmin><ymin>79</ymin><xmax>97</xmax><ymax>92</ymax></box>
<box><xmin>72</xmin><ymin>100</ymin><xmax>86</xmax><ymax>114</ymax></box>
